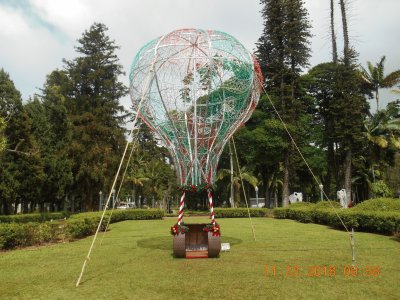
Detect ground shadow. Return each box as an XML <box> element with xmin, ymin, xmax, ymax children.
<box><xmin>137</xmin><ymin>235</ymin><xmax>243</xmax><ymax>251</ymax></box>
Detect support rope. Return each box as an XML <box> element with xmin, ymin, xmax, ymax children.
<box><xmin>258</xmin><ymin>80</ymin><xmax>355</xmax><ymax>263</ymax></box>
<box><xmin>75</xmin><ymin>121</ymin><xmax>136</xmax><ymax>287</ymax></box>
<box><xmin>231</xmin><ymin>136</ymin><xmax>256</xmax><ymax>241</ymax></box>
<box><xmin>99</xmin><ymin>138</ymin><xmax>138</xmax><ymax>246</ymax></box>
<box><xmin>261</xmin><ymin>89</ymin><xmax>350</xmax><ymax>233</ymax></box>
<box><xmin>76</xmin><ymin>65</ymin><xmax>156</xmax><ymax>287</ymax></box>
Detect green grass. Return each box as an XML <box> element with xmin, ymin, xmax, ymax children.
<box><xmin>0</xmin><ymin>217</ymin><xmax>399</xmax><ymax>299</ymax></box>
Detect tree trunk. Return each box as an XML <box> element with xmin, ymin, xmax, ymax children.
<box><xmin>3</xmin><ymin>201</ymin><xmax>10</xmax><ymax>215</ymax></box>
<box><xmin>376</xmin><ymin>87</ymin><xmax>380</xmax><ymax>112</ymax></box>
<box><xmin>234</xmin><ymin>186</ymin><xmax>241</xmax><ymax>208</ymax></box>
<box><xmin>282</xmin><ymin>154</ymin><xmax>290</xmax><ymax>207</ymax></box>
<box><xmin>229</xmin><ymin>141</ymin><xmax>235</xmax><ymax>208</ymax></box>
<box><xmin>265</xmin><ymin>184</ymin><xmax>270</xmax><ymax>208</ymax></box>
<box><xmin>330</xmin><ymin>0</ymin><xmax>338</xmax><ymax>63</ymax></box>
<box><xmin>132</xmin><ymin>184</ymin><xmax>137</xmax><ymax>207</ymax></box>
<box><xmin>326</xmin><ymin>141</ymin><xmax>336</xmax><ymax>198</ymax></box>
<box><xmin>71</xmin><ymin>195</ymin><xmax>75</xmax><ymax>213</ymax></box>
<box><xmin>339</xmin><ymin>0</ymin><xmax>350</xmax><ymax>64</ymax></box>
<box><xmin>344</xmin><ymin>147</ymin><xmax>352</xmax><ymax>205</ymax></box>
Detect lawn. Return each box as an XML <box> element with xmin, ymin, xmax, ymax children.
<box><xmin>0</xmin><ymin>217</ymin><xmax>399</xmax><ymax>299</ymax></box>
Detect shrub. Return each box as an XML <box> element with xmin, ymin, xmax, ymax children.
<box><xmin>314</xmin><ymin>201</ymin><xmax>341</xmax><ymax>209</ymax></box>
<box><xmin>66</xmin><ymin>209</ymin><xmax>164</xmax><ymax>240</ymax></box>
<box><xmin>69</xmin><ymin>209</ymin><xmax>164</xmax><ymax>222</ymax></box>
<box><xmin>273</xmin><ymin>205</ymin><xmax>400</xmax><ymax>235</ymax></box>
<box><xmin>214</xmin><ymin>208</ymin><xmax>269</xmax><ymax>218</ymax></box>
<box><xmin>0</xmin><ymin>209</ymin><xmax>164</xmax><ymax>250</ymax></box>
<box><xmin>289</xmin><ymin>202</ymin><xmax>315</xmax><ymax>208</ymax></box>
<box><xmin>353</xmin><ymin>198</ymin><xmax>400</xmax><ymax>212</ymax></box>
<box><xmin>66</xmin><ymin>218</ymin><xmax>105</xmax><ymax>240</ymax></box>
<box><xmin>0</xmin><ymin>212</ymin><xmax>69</xmax><ymax>224</ymax></box>
<box><xmin>370</xmin><ymin>180</ymin><xmax>393</xmax><ymax>198</ymax></box>
<box><xmin>0</xmin><ymin>222</ymin><xmax>57</xmax><ymax>249</ymax></box>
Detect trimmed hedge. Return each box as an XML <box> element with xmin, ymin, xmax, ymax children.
<box><xmin>0</xmin><ymin>212</ymin><xmax>69</xmax><ymax>224</ymax></box>
<box><xmin>214</xmin><ymin>208</ymin><xmax>270</xmax><ymax>218</ymax></box>
<box><xmin>69</xmin><ymin>209</ymin><xmax>164</xmax><ymax>222</ymax></box>
<box><xmin>0</xmin><ymin>222</ymin><xmax>60</xmax><ymax>249</ymax></box>
<box><xmin>273</xmin><ymin>203</ymin><xmax>400</xmax><ymax>235</ymax></box>
<box><xmin>352</xmin><ymin>198</ymin><xmax>400</xmax><ymax>212</ymax></box>
<box><xmin>0</xmin><ymin>209</ymin><xmax>164</xmax><ymax>250</ymax></box>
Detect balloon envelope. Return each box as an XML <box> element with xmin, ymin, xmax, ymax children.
<box><xmin>129</xmin><ymin>28</ymin><xmax>262</xmax><ymax>186</ymax></box>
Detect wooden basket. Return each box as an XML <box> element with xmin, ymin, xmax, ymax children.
<box><xmin>173</xmin><ymin>223</ymin><xmax>221</xmax><ymax>258</ymax></box>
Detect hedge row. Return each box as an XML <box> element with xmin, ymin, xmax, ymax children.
<box><xmin>274</xmin><ymin>206</ymin><xmax>400</xmax><ymax>235</ymax></box>
<box><xmin>70</xmin><ymin>209</ymin><xmax>164</xmax><ymax>222</ymax></box>
<box><xmin>352</xmin><ymin>198</ymin><xmax>400</xmax><ymax>212</ymax></box>
<box><xmin>214</xmin><ymin>208</ymin><xmax>270</xmax><ymax>218</ymax></box>
<box><xmin>0</xmin><ymin>212</ymin><xmax>70</xmax><ymax>223</ymax></box>
<box><xmin>0</xmin><ymin>209</ymin><xmax>164</xmax><ymax>250</ymax></box>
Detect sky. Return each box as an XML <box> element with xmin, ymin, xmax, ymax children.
<box><xmin>1</xmin><ymin>0</ymin><xmax>399</xmax><ymax>111</ymax></box>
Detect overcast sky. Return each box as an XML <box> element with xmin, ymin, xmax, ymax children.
<box><xmin>1</xmin><ymin>0</ymin><xmax>399</xmax><ymax>111</ymax></box>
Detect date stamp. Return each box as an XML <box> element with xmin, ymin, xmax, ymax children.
<box><xmin>265</xmin><ymin>265</ymin><xmax>382</xmax><ymax>279</ymax></box>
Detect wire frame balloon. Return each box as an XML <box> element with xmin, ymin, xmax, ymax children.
<box><xmin>129</xmin><ymin>28</ymin><xmax>262</xmax><ymax>186</ymax></box>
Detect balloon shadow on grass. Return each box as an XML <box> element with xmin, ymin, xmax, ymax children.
<box><xmin>137</xmin><ymin>236</ymin><xmax>243</xmax><ymax>251</ymax></box>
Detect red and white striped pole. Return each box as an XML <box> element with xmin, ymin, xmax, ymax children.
<box><xmin>177</xmin><ymin>190</ymin><xmax>185</xmax><ymax>225</ymax></box>
<box><xmin>207</xmin><ymin>188</ymin><xmax>215</xmax><ymax>225</ymax></box>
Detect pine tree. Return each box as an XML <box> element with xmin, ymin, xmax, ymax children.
<box><xmin>0</xmin><ymin>69</ymin><xmax>43</xmax><ymax>214</ymax></box>
<box><xmin>26</xmin><ymin>70</ymin><xmax>74</xmax><ymax>211</ymax></box>
<box><xmin>256</xmin><ymin>0</ymin><xmax>312</xmax><ymax>206</ymax></box>
<box><xmin>0</xmin><ymin>116</ymin><xmax>6</xmax><ymax>153</ymax></box>
<box><xmin>337</xmin><ymin>0</ymin><xmax>368</xmax><ymax>203</ymax></box>
<box><xmin>63</xmin><ymin>23</ymin><xmax>128</xmax><ymax>211</ymax></box>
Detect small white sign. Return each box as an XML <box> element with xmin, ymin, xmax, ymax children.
<box><xmin>221</xmin><ymin>243</ymin><xmax>230</xmax><ymax>252</ymax></box>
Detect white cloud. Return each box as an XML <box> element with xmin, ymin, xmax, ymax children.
<box><xmin>30</xmin><ymin>0</ymin><xmax>92</xmax><ymax>39</ymax></box>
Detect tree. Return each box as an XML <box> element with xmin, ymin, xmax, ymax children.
<box><xmin>0</xmin><ymin>69</ymin><xmax>43</xmax><ymax>214</ymax></box>
<box><xmin>338</xmin><ymin>0</ymin><xmax>369</xmax><ymax>204</ymax></box>
<box><xmin>124</xmin><ymin>121</ymin><xmax>175</xmax><ymax>209</ymax></box>
<box><xmin>256</xmin><ymin>0</ymin><xmax>312</xmax><ymax>206</ymax></box>
<box><xmin>62</xmin><ymin>23</ymin><xmax>128</xmax><ymax>211</ymax></box>
<box><xmin>0</xmin><ymin>116</ymin><xmax>6</xmax><ymax>153</ymax></box>
<box><xmin>361</xmin><ymin>56</ymin><xmax>400</xmax><ymax>111</ymax></box>
<box><xmin>217</xmin><ymin>166</ymin><xmax>258</xmax><ymax>207</ymax></box>
<box><xmin>25</xmin><ymin>70</ymin><xmax>75</xmax><ymax>211</ymax></box>
<box><xmin>330</xmin><ymin>0</ymin><xmax>338</xmax><ymax>63</ymax></box>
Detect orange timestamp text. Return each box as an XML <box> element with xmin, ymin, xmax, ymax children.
<box><xmin>265</xmin><ymin>265</ymin><xmax>381</xmax><ymax>278</ymax></box>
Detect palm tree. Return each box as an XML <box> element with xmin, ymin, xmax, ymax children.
<box><xmin>217</xmin><ymin>166</ymin><xmax>258</xmax><ymax>207</ymax></box>
<box><xmin>365</xmin><ymin>101</ymin><xmax>400</xmax><ymax>150</ymax></box>
<box><xmin>364</xmin><ymin>101</ymin><xmax>400</xmax><ymax>196</ymax></box>
<box><xmin>125</xmin><ymin>168</ymin><xmax>149</xmax><ymax>207</ymax></box>
<box><xmin>361</xmin><ymin>56</ymin><xmax>400</xmax><ymax>111</ymax></box>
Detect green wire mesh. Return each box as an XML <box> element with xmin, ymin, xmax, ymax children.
<box><xmin>129</xmin><ymin>29</ymin><xmax>262</xmax><ymax>186</ymax></box>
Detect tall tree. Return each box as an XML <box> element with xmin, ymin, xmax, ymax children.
<box><xmin>63</xmin><ymin>23</ymin><xmax>128</xmax><ymax>211</ymax></box>
<box><xmin>0</xmin><ymin>116</ymin><xmax>6</xmax><ymax>153</ymax></box>
<box><xmin>256</xmin><ymin>0</ymin><xmax>312</xmax><ymax>206</ymax></box>
<box><xmin>337</xmin><ymin>0</ymin><xmax>369</xmax><ymax>204</ymax></box>
<box><xmin>0</xmin><ymin>69</ymin><xmax>43</xmax><ymax>214</ymax></box>
<box><xmin>26</xmin><ymin>70</ymin><xmax>74</xmax><ymax>211</ymax></box>
<box><xmin>361</xmin><ymin>56</ymin><xmax>400</xmax><ymax>111</ymax></box>
<box><xmin>330</xmin><ymin>0</ymin><xmax>338</xmax><ymax>63</ymax></box>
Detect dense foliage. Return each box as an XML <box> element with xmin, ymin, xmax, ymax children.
<box><xmin>1</xmin><ymin>1</ymin><xmax>400</xmax><ymax>216</ymax></box>
<box><xmin>0</xmin><ymin>209</ymin><xmax>164</xmax><ymax>249</ymax></box>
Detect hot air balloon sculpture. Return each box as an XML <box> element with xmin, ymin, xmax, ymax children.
<box><xmin>129</xmin><ymin>29</ymin><xmax>262</xmax><ymax>258</ymax></box>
